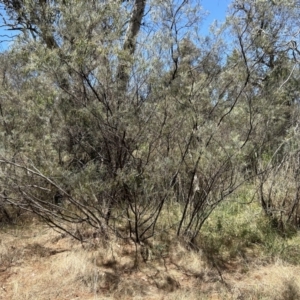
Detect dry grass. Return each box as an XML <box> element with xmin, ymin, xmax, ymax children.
<box><xmin>2</xmin><ymin>212</ymin><xmax>300</xmax><ymax>300</ymax></box>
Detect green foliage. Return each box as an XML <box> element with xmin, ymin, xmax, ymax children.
<box><xmin>196</xmin><ymin>188</ymin><xmax>300</xmax><ymax>266</ymax></box>
<box><xmin>0</xmin><ymin>0</ymin><xmax>300</xmax><ymax>251</ymax></box>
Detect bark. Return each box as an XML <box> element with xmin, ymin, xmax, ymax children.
<box><xmin>117</xmin><ymin>0</ymin><xmax>146</xmax><ymax>90</ymax></box>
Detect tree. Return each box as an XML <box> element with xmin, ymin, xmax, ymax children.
<box><xmin>225</xmin><ymin>0</ymin><xmax>300</xmax><ymax>228</ymax></box>
<box><xmin>0</xmin><ymin>0</ymin><xmax>215</xmax><ymax>243</ymax></box>
<box><xmin>1</xmin><ymin>0</ymin><xmax>299</xmax><ymax>245</ymax></box>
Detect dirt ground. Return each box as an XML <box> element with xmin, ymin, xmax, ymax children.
<box><xmin>1</xmin><ymin>222</ymin><xmax>300</xmax><ymax>300</ymax></box>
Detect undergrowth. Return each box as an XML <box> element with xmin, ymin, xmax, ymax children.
<box><xmin>199</xmin><ymin>187</ymin><xmax>300</xmax><ymax>267</ymax></box>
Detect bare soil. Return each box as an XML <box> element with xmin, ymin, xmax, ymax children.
<box><xmin>1</xmin><ymin>222</ymin><xmax>300</xmax><ymax>300</ymax></box>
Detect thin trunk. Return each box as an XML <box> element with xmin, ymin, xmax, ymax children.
<box><xmin>117</xmin><ymin>0</ymin><xmax>146</xmax><ymax>92</ymax></box>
